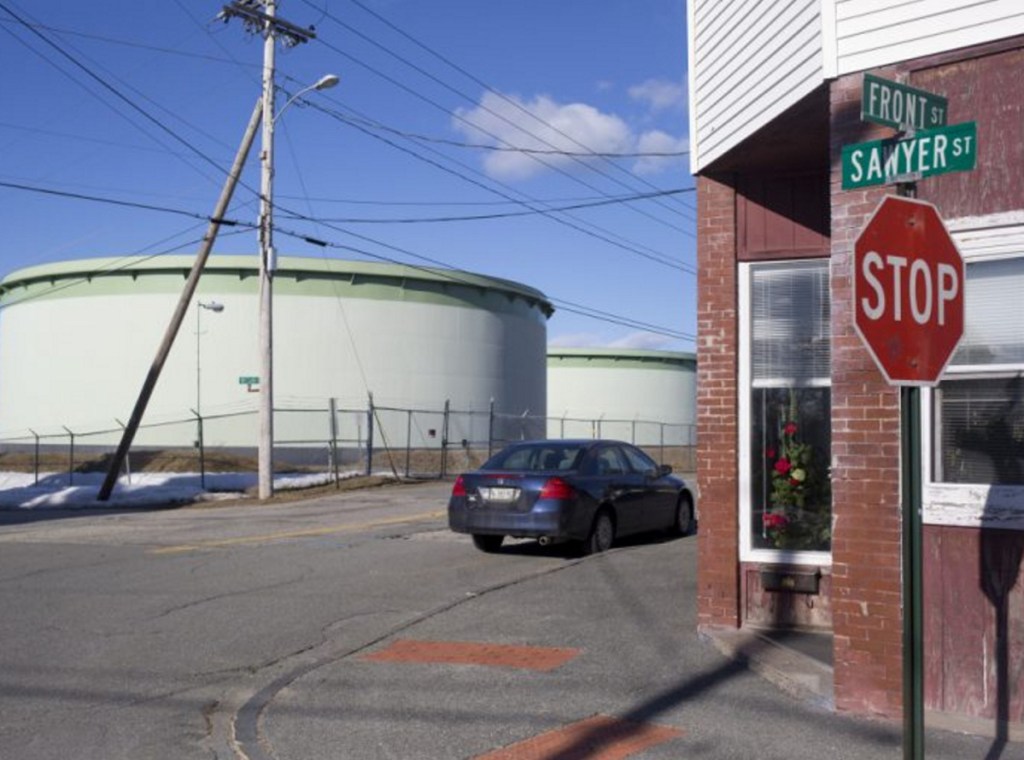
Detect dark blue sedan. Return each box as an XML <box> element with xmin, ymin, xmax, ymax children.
<box><xmin>448</xmin><ymin>439</ymin><xmax>695</xmax><ymax>554</ymax></box>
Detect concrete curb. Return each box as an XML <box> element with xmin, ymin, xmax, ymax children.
<box><xmin>701</xmin><ymin>627</ymin><xmax>835</xmax><ymax>712</ymax></box>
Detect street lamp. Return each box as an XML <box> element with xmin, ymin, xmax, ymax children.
<box><xmin>258</xmin><ymin>69</ymin><xmax>339</xmax><ymax>500</ymax></box>
<box><xmin>196</xmin><ymin>300</ymin><xmax>225</xmax><ymax>417</ymax></box>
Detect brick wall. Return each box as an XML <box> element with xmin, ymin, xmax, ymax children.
<box><xmin>696</xmin><ymin>173</ymin><xmax>741</xmax><ymax>629</ymax></box>
<box><xmin>829</xmin><ymin>71</ymin><xmax>905</xmax><ymax>719</ymax></box>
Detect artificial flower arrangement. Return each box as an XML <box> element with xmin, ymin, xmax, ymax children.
<box><xmin>762</xmin><ymin>392</ymin><xmax>831</xmax><ymax>551</ymax></box>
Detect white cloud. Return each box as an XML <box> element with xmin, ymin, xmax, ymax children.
<box><xmin>453</xmin><ymin>91</ymin><xmax>689</xmax><ymax>181</ymax></box>
<box><xmin>454</xmin><ymin>92</ymin><xmax>634</xmax><ymax>181</ymax></box>
<box><xmin>632</xmin><ymin>130</ymin><xmax>689</xmax><ymax>176</ymax></box>
<box><xmin>549</xmin><ymin>331</ymin><xmax>676</xmax><ymax>351</ymax></box>
<box><xmin>628</xmin><ymin>78</ymin><xmax>687</xmax><ymax>113</ymax></box>
<box><xmin>548</xmin><ymin>332</ymin><xmax>604</xmax><ymax>348</ymax></box>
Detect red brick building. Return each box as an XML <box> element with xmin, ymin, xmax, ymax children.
<box><xmin>687</xmin><ymin>0</ymin><xmax>1024</xmax><ymax>734</ymax></box>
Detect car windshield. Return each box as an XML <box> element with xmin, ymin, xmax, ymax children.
<box><xmin>483</xmin><ymin>443</ymin><xmax>586</xmax><ymax>472</ymax></box>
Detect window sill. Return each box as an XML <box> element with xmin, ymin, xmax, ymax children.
<box><xmin>924</xmin><ymin>483</ymin><xmax>1024</xmax><ymax>530</ymax></box>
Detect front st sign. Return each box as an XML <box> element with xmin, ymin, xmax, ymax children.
<box><xmin>861</xmin><ymin>74</ymin><xmax>948</xmax><ymax>131</ymax></box>
<box><xmin>853</xmin><ymin>196</ymin><xmax>965</xmax><ymax>386</ymax></box>
<box><xmin>842</xmin><ymin>121</ymin><xmax>976</xmax><ymax>190</ymax></box>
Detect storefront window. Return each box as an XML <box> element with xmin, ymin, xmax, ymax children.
<box><xmin>935</xmin><ymin>256</ymin><xmax>1024</xmax><ymax>486</ymax></box>
<box><xmin>745</xmin><ymin>261</ymin><xmax>832</xmax><ymax>555</ymax></box>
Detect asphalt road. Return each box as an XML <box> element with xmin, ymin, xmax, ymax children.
<box><xmin>0</xmin><ymin>480</ymin><xmax>1006</xmax><ymax>759</ymax></box>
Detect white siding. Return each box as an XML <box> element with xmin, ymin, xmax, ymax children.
<box><xmin>688</xmin><ymin>0</ymin><xmax>824</xmax><ymax>172</ymax></box>
<box><xmin>835</xmin><ymin>0</ymin><xmax>1024</xmax><ymax>75</ymax></box>
<box><xmin>688</xmin><ymin>0</ymin><xmax>1024</xmax><ymax>172</ymax></box>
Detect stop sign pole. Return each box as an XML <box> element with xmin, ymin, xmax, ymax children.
<box><xmin>853</xmin><ymin>193</ymin><xmax>965</xmax><ymax>760</ymax></box>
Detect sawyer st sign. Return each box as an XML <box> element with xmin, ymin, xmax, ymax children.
<box><xmin>862</xmin><ymin>74</ymin><xmax>948</xmax><ymax>131</ymax></box>
<box><xmin>841</xmin><ymin>121</ymin><xmax>977</xmax><ymax>190</ymax></box>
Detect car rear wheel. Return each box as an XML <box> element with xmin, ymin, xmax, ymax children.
<box><xmin>672</xmin><ymin>495</ymin><xmax>695</xmax><ymax>537</ymax></box>
<box><xmin>471</xmin><ymin>534</ymin><xmax>504</xmax><ymax>553</ymax></box>
<box><xmin>582</xmin><ymin>511</ymin><xmax>615</xmax><ymax>555</ymax></box>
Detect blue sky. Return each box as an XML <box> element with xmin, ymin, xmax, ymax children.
<box><xmin>1</xmin><ymin>0</ymin><xmax>695</xmax><ymax>351</ymax></box>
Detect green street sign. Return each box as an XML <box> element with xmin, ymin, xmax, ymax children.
<box><xmin>841</xmin><ymin>122</ymin><xmax>976</xmax><ymax>190</ymax></box>
<box><xmin>239</xmin><ymin>375</ymin><xmax>260</xmax><ymax>385</ymax></box>
<box><xmin>862</xmin><ymin>74</ymin><xmax>948</xmax><ymax>131</ymax></box>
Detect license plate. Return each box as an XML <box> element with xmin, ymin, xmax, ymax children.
<box><xmin>479</xmin><ymin>486</ymin><xmax>518</xmax><ymax>502</ymax></box>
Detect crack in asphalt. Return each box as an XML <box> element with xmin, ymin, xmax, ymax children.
<box><xmin>146</xmin><ymin>567</ymin><xmax>315</xmax><ymax>623</ymax></box>
<box><xmin>223</xmin><ymin>554</ymin><xmax>591</xmax><ymax>760</ymax></box>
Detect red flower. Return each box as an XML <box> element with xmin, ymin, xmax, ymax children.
<box><xmin>774</xmin><ymin>457</ymin><xmax>792</xmax><ymax>475</ymax></box>
<box><xmin>790</xmin><ymin>477</ymin><xmax>801</xmax><ymax>486</ymax></box>
<box><xmin>764</xmin><ymin>512</ymin><xmax>789</xmax><ymax>531</ymax></box>
<box><xmin>765</xmin><ymin>447</ymin><xmax>776</xmax><ymax>459</ymax></box>
<box><xmin>783</xmin><ymin>422</ymin><xmax>798</xmax><ymax>436</ymax></box>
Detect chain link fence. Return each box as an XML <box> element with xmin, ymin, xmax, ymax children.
<box><xmin>0</xmin><ymin>398</ymin><xmax>696</xmax><ymax>486</ymax></box>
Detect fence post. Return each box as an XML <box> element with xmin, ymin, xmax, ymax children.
<box><xmin>190</xmin><ymin>409</ymin><xmax>206</xmax><ymax>490</ymax></box>
<box><xmin>405</xmin><ymin>410</ymin><xmax>412</xmax><ymax>478</ymax></box>
<box><xmin>328</xmin><ymin>398</ymin><xmax>339</xmax><ymax>487</ymax></box>
<box><xmin>631</xmin><ymin>419</ymin><xmax>637</xmax><ymax>445</ymax></box>
<box><xmin>366</xmin><ymin>393</ymin><xmax>375</xmax><ymax>477</ymax></box>
<box><xmin>29</xmin><ymin>429</ymin><xmax>39</xmax><ymax>485</ymax></box>
<box><xmin>441</xmin><ymin>399</ymin><xmax>450</xmax><ymax>478</ymax></box>
<box><xmin>62</xmin><ymin>426</ymin><xmax>75</xmax><ymax>486</ymax></box>
<box><xmin>487</xmin><ymin>398</ymin><xmax>494</xmax><ymax>458</ymax></box>
<box><xmin>660</xmin><ymin>423</ymin><xmax>665</xmax><ymax>464</ymax></box>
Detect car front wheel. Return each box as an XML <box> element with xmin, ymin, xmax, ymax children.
<box><xmin>471</xmin><ymin>534</ymin><xmax>504</xmax><ymax>553</ymax></box>
<box><xmin>582</xmin><ymin>511</ymin><xmax>615</xmax><ymax>555</ymax></box>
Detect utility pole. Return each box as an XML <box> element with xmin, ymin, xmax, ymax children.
<box><xmin>97</xmin><ymin>97</ymin><xmax>263</xmax><ymax>501</ymax></box>
<box><xmin>219</xmin><ymin>1</ymin><xmax>316</xmax><ymax>499</ymax></box>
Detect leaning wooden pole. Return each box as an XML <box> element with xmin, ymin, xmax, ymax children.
<box><xmin>98</xmin><ymin>97</ymin><xmax>263</xmax><ymax>501</ymax></box>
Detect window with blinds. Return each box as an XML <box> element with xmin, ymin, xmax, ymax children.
<box><xmin>938</xmin><ymin>377</ymin><xmax>1024</xmax><ymax>484</ymax></box>
<box><xmin>751</xmin><ymin>260</ymin><xmax>831</xmax><ymax>386</ymax></box>
<box><xmin>748</xmin><ymin>260</ymin><xmax>832</xmax><ymax>554</ymax></box>
<box><xmin>937</xmin><ymin>256</ymin><xmax>1024</xmax><ymax>485</ymax></box>
<box><xmin>951</xmin><ymin>257</ymin><xmax>1024</xmax><ymax>366</ymax></box>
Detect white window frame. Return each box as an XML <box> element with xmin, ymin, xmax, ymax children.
<box><xmin>922</xmin><ymin>213</ymin><xmax>1024</xmax><ymax>530</ymax></box>
<box><xmin>739</xmin><ymin>259</ymin><xmax>833</xmax><ymax>566</ymax></box>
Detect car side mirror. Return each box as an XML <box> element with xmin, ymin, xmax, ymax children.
<box><xmin>656</xmin><ymin>464</ymin><xmax>673</xmax><ymax>477</ymax></box>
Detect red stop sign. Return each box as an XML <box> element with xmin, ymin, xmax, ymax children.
<box><xmin>854</xmin><ymin>196</ymin><xmax>965</xmax><ymax>385</ymax></box>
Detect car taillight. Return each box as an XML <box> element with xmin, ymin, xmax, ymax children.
<box><xmin>540</xmin><ymin>477</ymin><xmax>576</xmax><ymax>500</ymax></box>
<box><xmin>451</xmin><ymin>475</ymin><xmax>467</xmax><ymax>497</ymax></box>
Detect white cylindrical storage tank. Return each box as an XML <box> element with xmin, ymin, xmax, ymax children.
<box><xmin>546</xmin><ymin>348</ymin><xmax>697</xmax><ymax>448</ymax></box>
<box><xmin>0</xmin><ymin>255</ymin><xmax>552</xmax><ymax>456</ymax></box>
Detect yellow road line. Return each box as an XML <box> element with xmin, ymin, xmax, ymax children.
<box><xmin>151</xmin><ymin>510</ymin><xmax>446</xmax><ymax>555</ymax></box>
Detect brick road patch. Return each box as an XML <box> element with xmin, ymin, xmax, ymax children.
<box><xmin>474</xmin><ymin>714</ymin><xmax>684</xmax><ymax>760</ymax></box>
<box><xmin>473</xmin><ymin>712</ymin><xmax>684</xmax><ymax>760</ymax></box>
<box><xmin>360</xmin><ymin>639</ymin><xmax>581</xmax><ymax>671</ymax></box>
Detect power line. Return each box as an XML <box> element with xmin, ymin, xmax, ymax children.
<box><xmin>1</xmin><ymin>4</ymin><xmax>692</xmax><ymax>340</ymax></box>
<box><xmin>3</xmin><ymin>5</ymin><xmax>691</xmax><ymax>276</ymax></box>
<box><xmin>0</xmin><ymin>15</ymin><xmax>258</xmax><ymax>68</ymax></box>
<box><xmin>278</xmin><ymin>187</ymin><xmax>693</xmax><ymax>224</ymax></box>
<box><xmin>273</xmin><ymin>219</ymin><xmax>694</xmax><ymax>340</ymax></box>
<box><xmin>0</xmin><ymin>2</ymin><xmax>235</xmax><ymax>184</ymax></box>
<box><xmin>320</xmin><ymin>0</ymin><xmax>695</xmax><ymax>217</ymax></box>
<box><xmin>309</xmin><ymin>109</ymin><xmax>689</xmax><ymax>158</ymax></box>
<box><xmin>0</xmin><ymin>228</ymin><xmax>251</xmax><ymax>312</ymax></box>
<box><xmin>0</xmin><ymin>179</ymin><xmax>692</xmax><ymax>341</ymax></box>
<box><xmin>302</xmin><ymin>98</ymin><xmax>694</xmax><ymax>272</ymax></box>
<box><xmin>0</xmin><ymin>180</ymin><xmax>250</xmax><ymax>227</ymax></box>
<box><xmin>304</xmin><ymin>12</ymin><xmax>695</xmax><ymax>234</ymax></box>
